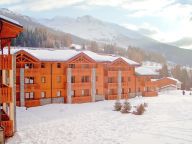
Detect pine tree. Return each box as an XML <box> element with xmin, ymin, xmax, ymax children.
<box><xmin>114</xmin><ymin>100</ymin><xmax>122</xmax><ymax>111</ymax></box>
<box><xmin>120</xmin><ymin>100</ymin><xmax>131</xmax><ymax>113</ymax></box>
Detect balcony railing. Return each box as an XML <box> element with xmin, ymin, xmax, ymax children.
<box><xmin>71</xmin><ymin>83</ymin><xmax>91</xmax><ymax>89</ymax></box>
<box><xmin>0</xmin><ymin>120</ymin><xmax>13</xmax><ymax>137</ymax></box>
<box><xmin>0</xmin><ymin>55</ymin><xmax>12</xmax><ymax>70</ymax></box>
<box><xmin>107</xmin><ymin>94</ymin><xmax>118</xmax><ymax>100</ymax></box>
<box><xmin>71</xmin><ymin>68</ymin><xmax>91</xmax><ymax>75</ymax></box>
<box><xmin>0</xmin><ymin>87</ymin><xmax>12</xmax><ymax>103</ymax></box>
<box><xmin>72</xmin><ymin>96</ymin><xmax>91</xmax><ymax>103</ymax></box>
<box><xmin>142</xmin><ymin>91</ymin><xmax>158</xmax><ymax>97</ymax></box>
<box><xmin>24</xmin><ymin>84</ymin><xmax>40</xmax><ymax>90</ymax></box>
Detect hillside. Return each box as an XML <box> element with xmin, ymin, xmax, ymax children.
<box><xmin>40</xmin><ymin>15</ymin><xmax>192</xmax><ymax>66</ymax></box>
<box><xmin>0</xmin><ymin>8</ymin><xmax>88</xmax><ymax>47</ymax></box>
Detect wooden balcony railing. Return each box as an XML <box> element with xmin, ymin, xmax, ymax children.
<box><xmin>71</xmin><ymin>68</ymin><xmax>91</xmax><ymax>75</ymax></box>
<box><xmin>24</xmin><ymin>69</ymin><xmax>39</xmax><ymax>75</ymax></box>
<box><xmin>0</xmin><ymin>87</ymin><xmax>12</xmax><ymax>103</ymax></box>
<box><xmin>24</xmin><ymin>84</ymin><xmax>40</xmax><ymax>90</ymax></box>
<box><xmin>0</xmin><ymin>120</ymin><xmax>13</xmax><ymax>137</ymax></box>
<box><xmin>107</xmin><ymin>94</ymin><xmax>118</xmax><ymax>100</ymax></box>
<box><xmin>71</xmin><ymin>83</ymin><xmax>91</xmax><ymax>89</ymax></box>
<box><xmin>72</xmin><ymin>96</ymin><xmax>91</xmax><ymax>103</ymax></box>
<box><xmin>142</xmin><ymin>91</ymin><xmax>158</xmax><ymax>97</ymax></box>
<box><xmin>25</xmin><ymin>99</ymin><xmax>40</xmax><ymax>107</ymax></box>
<box><xmin>0</xmin><ymin>55</ymin><xmax>12</xmax><ymax>70</ymax></box>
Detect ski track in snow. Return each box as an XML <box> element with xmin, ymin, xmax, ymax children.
<box><xmin>7</xmin><ymin>90</ymin><xmax>192</xmax><ymax>144</ymax></box>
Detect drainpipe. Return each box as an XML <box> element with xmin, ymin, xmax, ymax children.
<box><xmin>50</xmin><ymin>63</ymin><xmax>53</xmax><ymax>103</ymax></box>
<box><xmin>135</xmin><ymin>74</ymin><xmax>137</xmax><ymax>97</ymax></box>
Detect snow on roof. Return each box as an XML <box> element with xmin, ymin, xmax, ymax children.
<box><xmin>159</xmin><ymin>84</ymin><xmax>177</xmax><ymax>89</ymax></box>
<box><xmin>136</xmin><ymin>66</ymin><xmax>159</xmax><ymax>76</ymax></box>
<box><xmin>166</xmin><ymin>77</ymin><xmax>181</xmax><ymax>83</ymax></box>
<box><xmin>0</xmin><ymin>15</ymin><xmax>22</xmax><ymax>27</ymax></box>
<box><xmin>121</xmin><ymin>57</ymin><xmax>140</xmax><ymax>66</ymax></box>
<box><xmin>4</xmin><ymin>47</ymin><xmax>139</xmax><ymax>65</ymax></box>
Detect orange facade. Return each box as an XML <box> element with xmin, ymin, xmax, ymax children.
<box><xmin>0</xmin><ymin>16</ymin><xmax>23</xmax><ymax>137</ymax></box>
<box><xmin>14</xmin><ymin>48</ymin><xmax>158</xmax><ymax>108</ymax></box>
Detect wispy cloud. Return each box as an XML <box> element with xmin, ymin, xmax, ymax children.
<box><xmin>0</xmin><ymin>0</ymin><xmax>21</xmax><ymax>5</ymax></box>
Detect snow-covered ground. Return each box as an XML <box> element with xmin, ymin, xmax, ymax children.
<box><xmin>7</xmin><ymin>90</ymin><xmax>192</xmax><ymax>144</ymax></box>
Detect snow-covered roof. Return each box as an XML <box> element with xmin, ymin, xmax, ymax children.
<box><xmin>166</xmin><ymin>77</ymin><xmax>181</xmax><ymax>83</ymax></box>
<box><xmin>4</xmin><ymin>47</ymin><xmax>139</xmax><ymax>65</ymax></box>
<box><xmin>0</xmin><ymin>15</ymin><xmax>22</xmax><ymax>27</ymax></box>
<box><xmin>136</xmin><ymin>66</ymin><xmax>159</xmax><ymax>76</ymax></box>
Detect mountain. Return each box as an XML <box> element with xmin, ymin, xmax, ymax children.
<box><xmin>39</xmin><ymin>15</ymin><xmax>192</xmax><ymax>66</ymax></box>
<box><xmin>0</xmin><ymin>8</ymin><xmax>87</xmax><ymax>45</ymax></box>
<box><xmin>169</xmin><ymin>37</ymin><xmax>192</xmax><ymax>50</ymax></box>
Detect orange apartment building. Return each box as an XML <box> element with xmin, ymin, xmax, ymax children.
<box><xmin>4</xmin><ymin>47</ymin><xmax>158</xmax><ymax>108</ymax></box>
<box><xmin>0</xmin><ymin>16</ymin><xmax>23</xmax><ymax>137</ymax></box>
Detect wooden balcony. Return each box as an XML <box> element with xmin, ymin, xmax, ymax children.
<box><xmin>24</xmin><ymin>84</ymin><xmax>40</xmax><ymax>90</ymax></box>
<box><xmin>24</xmin><ymin>69</ymin><xmax>39</xmax><ymax>76</ymax></box>
<box><xmin>0</xmin><ymin>87</ymin><xmax>12</xmax><ymax>103</ymax></box>
<box><xmin>142</xmin><ymin>91</ymin><xmax>158</xmax><ymax>97</ymax></box>
<box><xmin>107</xmin><ymin>94</ymin><xmax>118</xmax><ymax>100</ymax></box>
<box><xmin>25</xmin><ymin>99</ymin><xmax>40</xmax><ymax>107</ymax></box>
<box><xmin>0</xmin><ymin>120</ymin><xmax>13</xmax><ymax>137</ymax></box>
<box><xmin>108</xmin><ymin>83</ymin><xmax>118</xmax><ymax>88</ymax></box>
<box><xmin>71</xmin><ymin>83</ymin><xmax>91</xmax><ymax>89</ymax></box>
<box><xmin>0</xmin><ymin>55</ymin><xmax>12</xmax><ymax>70</ymax></box>
<box><xmin>71</xmin><ymin>68</ymin><xmax>91</xmax><ymax>75</ymax></box>
<box><xmin>72</xmin><ymin>96</ymin><xmax>92</xmax><ymax>103</ymax></box>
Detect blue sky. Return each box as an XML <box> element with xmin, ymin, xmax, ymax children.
<box><xmin>1</xmin><ymin>0</ymin><xmax>192</xmax><ymax>48</ymax></box>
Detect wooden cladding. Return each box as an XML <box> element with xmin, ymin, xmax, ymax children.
<box><xmin>0</xmin><ymin>120</ymin><xmax>13</xmax><ymax>137</ymax></box>
<box><xmin>0</xmin><ymin>55</ymin><xmax>12</xmax><ymax>70</ymax></box>
<box><xmin>0</xmin><ymin>87</ymin><xmax>12</xmax><ymax>103</ymax></box>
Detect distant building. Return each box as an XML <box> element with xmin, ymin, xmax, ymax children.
<box><xmin>155</xmin><ymin>77</ymin><xmax>181</xmax><ymax>92</ymax></box>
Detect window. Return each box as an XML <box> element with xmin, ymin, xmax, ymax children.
<box><xmin>57</xmin><ymin>76</ymin><xmax>61</xmax><ymax>83</ymax></box>
<box><xmin>25</xmin><ymin>92</ymin><xmax>34</xmax><ymax>99</ymax></box>
<box><xmin>128</xmin><ymin>88</ymin><xmax>131</xmax><ymax>93</ymax></box>
<box><xmin>128</xmin><ymin>77</ymin><xmax>131</xmax><ymax>82</ymax></box>
<box><xmin>25</xmin><ymin>77</ymin><xmax>34</xmax><ymax>84</ymax></box>
<box><xmin>71</xmin><ymin>76</ymin><xmax>75</xmax><ymax>83</ymax></box>
<box><xmin>138</xmin><ymin>88</ymin><xmax>141</xmax><ymax>92</ymax></box>
<box><xmin>122</xmin><ymin>88</ymin><xmax>125</xmax><ymax>94</ymax></box>
<box><xmin>108</xmin><ymin>77</ymin><xmax>113</xmax><ymax>83</ymax></box>
<box><xmin>69</xmin><ymin>64</ymin><xmax>75</xmax><ymax>68</ymax></box>
<box><xmin>41</xmin><ymin>63</ymin><xmax>45</xmax><ymax>68</ymax></box>
<box><xmin>82</xmin><ymin>89</ymin><xmax>89</xmax><ymax>96</ymax></box>
<box><xmin>41</xmin><ymin>77</ymin><xmax>46</xmax><ymax>83</ymax></box>
<box><xmin>121</xmin><ymin>77</ymin><xmax>125</xmax><ymax>82</ymax></box>
<box><xmin>71</xmin><ymin>90</ymin><xmax>75</xmax><ymax>97</ymax></box>
<box><xmin>81</xmin><ymin>76</ymin><xmax>89</xmax><ymax>83</ymax></box>
<box><xmin>96</xmin><ymin>89</ymin><xmax>99</xmax><ymax>95</ymax></box>
<box><xmin>25</xmin><ymin>63</ymin><xmax>34</xmax><ymax>69</ymax></box>
<box><xmin>57</xmin><ymin>63</ymin><xmax>61</xmax><ymax>68</ymax></box>
<box><xmin>41</xmin><ymin>91</ymin><xmax>46</xmax><ymax>98</ymax></box>
<box><xmin>96</xmin><ymin>76</ymin><xmax>98</xmax><ymax>81</ymax></box>
<box><xmin>57</xmin><ymin>90</ymin><xmax>61</xmax><ymax>97</ymax></box>
<box><xmin>109</xmin><ymin>89</ymin><xmax>115</xmax><ymax>95</ymax></box>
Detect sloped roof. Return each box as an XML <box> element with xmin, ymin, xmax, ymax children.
<box><xmin>136</xmin><ymin>66</ymin><xmax>159</xmax><ymax>76</ymax></box>
<box><xmin>0</xmin><ymin>15</ymin><xmax>22</xmax><ymax>27</ymax></box>
<box><xmin>3</xmin><ymin>47</ymin><xmax>139</xmax><ymax>65</ymax></box>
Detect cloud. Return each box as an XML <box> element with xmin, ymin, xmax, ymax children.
<box><xmin>8</xmin><ymin>0</ymin><xmax>85</xmax><ymax>12</ymax></box>
<box><xmin>0</xmin><ymin>0</ymin><xmax>21</xmax><ymax>5</ymax></box>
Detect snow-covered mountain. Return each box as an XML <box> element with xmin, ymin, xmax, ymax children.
<box><xmin>39</xmin><ymin>15</ymin><xmax>154</xmax><ymax>48</ymax></box>
<box><xmin>39</xmin><ymin>15</ymin><xmax>192</xmax><ymax>66</ymax></box>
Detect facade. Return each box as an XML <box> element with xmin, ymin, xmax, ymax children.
<box><xmin>10</xmin><ymin>48</ymin><xmax>158</xmax><ymax>108</ymax></box>
<box><xmin>155</xmin><ymin>77</ymin><xmax>181</xmax><ymax>92</ymax></box>
<box><xmin>0</xmin><ymin>16</ymin><xmax>23</xmax><ymax>137</ymax></box>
